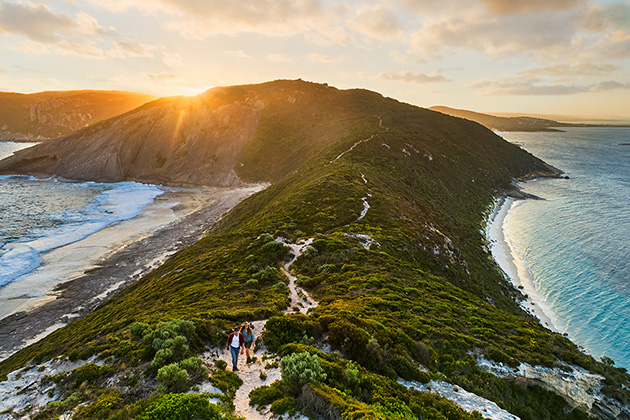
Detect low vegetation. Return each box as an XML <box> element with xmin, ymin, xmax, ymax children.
<box><xmin>1</xmin><ymin>80</ymin><xmax>628</xmax><ymax>419</ymax></box>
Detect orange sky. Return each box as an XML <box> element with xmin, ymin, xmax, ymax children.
<box><xmin>0</xmin><ymin>0</ymin><xmax>628</xmax><ymax>119</ymax></box>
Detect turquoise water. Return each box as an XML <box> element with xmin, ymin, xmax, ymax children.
<box><xmin>499</xmin><ymin>128</ymin><xmax>630</xmax><ymax>369</ymax></box>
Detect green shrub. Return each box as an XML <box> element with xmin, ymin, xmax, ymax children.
<box><xmin>245</xmin><ymin>279</ymin><xmax>259</xmax><ymax>287</ymax></box>
<box><xmin>134</xmin><ymin>393</ymin><xmax>223</xmax><ymax>420</ymax></box>
<box><xmin>344</xmin><ymin>362</ymin><xmax>361</xmax><ymax>395</ymax></box>
<box><xmin>210</xmin><ymin>369</ymin><xmax>243</xmax><ymax>396</ymax></box>
<box><xmin>73</xmin><ymin>389</ymin><xmax>122</xmax><ymax>419</ymax></box>
<box><xmin>214</xmin><ymin>359</ymin><xmax>227</xmax><ymax>371</ymax></box>
<box><xmin>180</xmin><ymin>357</ymin><xmax>209</xmax><ymax>382</ymax></box>
<box><xmin>249</xmin><ymin>381</ymin><xmax>286</xmax><ymax>408</ymax></box>
<box><xmin>281</xmin><ymin>352</ymin><xmax>326</xmax><ymax>392</ymax></box>
<box><xmin>130</xmin><ymin>322</ymin><xmax>150</xmax><ymax>339</ymax></box>
<box><xmin>157</xmin><ymin>363</ymin><xmax>189</xmax><ymax>392</ymax></box>
<box><xmin>72</xmin><ymin>363</ymin><xmax>107</xmax><ymax>387</ymax></box>
<box><xmin>271</xmin><ymin>397</ymin><xmax>298</xmax><ymax>415</ymax></box>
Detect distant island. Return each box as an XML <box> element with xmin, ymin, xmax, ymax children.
<box><xmin>0</xmin><ymin>80</ymin><xmax>628</xmax><ymax>420</ymax></box>
<box><xmin>430</xmin><ymin>105</ymin><xmax>630</xmax><ymax>132</ymax></box>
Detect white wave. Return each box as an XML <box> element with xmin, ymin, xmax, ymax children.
<box><xmin>0</xmin><ymin>181</ymin><xmax>163</xmax><ymax>288</ymax></box>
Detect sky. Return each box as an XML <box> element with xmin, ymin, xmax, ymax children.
<box><xmin>0</xmin><ymin>0</ymin><xmax>629</xmax><ymax>119</ymax></box>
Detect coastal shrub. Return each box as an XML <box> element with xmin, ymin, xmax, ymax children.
<box><xmin>134</xmin><ymin>393</ymin><xmax>223</xmax><ymax>420</ymax></box>
<box><xmin>344</xmin><ymin>362</ymin><xmax>361</xmax><ymax>395</ymax></box>
<box><xmin>151</xmin><ymin>348</ymin><xmax>174</xmax><ymax>369</ymax></box>
<box><xmin>281</xmin><ymin>352</ymin><xmax>326</xmax><ymax>392</ymax></box>
<box><xmin>73</xmin><ymin>389</ymin><xmax>122</xmax><ymax>419</ymax></box>
<box><xmin>214</xmin><ymin>359</ymin><xmax>227</xmax><ymax>370</ymax></box>
<box><xmin>270</xmin><ymin>397</ymin><xmax>299</xmax><ymax>415</ymax></box>
<box><xmin>263</xmin><ymin>315</ymin><xmax>318</xmax><ymax>352</ymax></box>
<box><xmin>130</xmin><ymin>322</ymin><xmax>150</xmax><ymax>339</ymax></box>
<box><xmin>179</xmin><ymin>356</ymin><xmax>209</xmax><ymax>382</ymax></box>
<box><xmin>245</xmin><ymin>279</ymin><xmax>259</xmax><ymax>287</ymax></box>
<box><xmin>72</xmin><ymin>363</ymin><xmax>108</xmax><ymax>387</ymax></box>
<box><xmin>210</xmin><ymin>369</ymin><xmax>243</xmax><ymax>396</ymax></box>
<box><xmin>254</xmin><ymin>266</ymin><xmax>280</xmax><ymax>282</ymax></box>
<box><xmin>249</xmin><ymin>380</ymin><xmax>286</xmax><ymax>408</ymax></box>
<box><xmin>157</xmin><ymin>363</ymin><xmax>189</xmax><ymax>392</ymax></box>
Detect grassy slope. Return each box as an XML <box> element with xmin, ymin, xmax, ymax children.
<box><xmin>1</xmin><ymin>81</ymin><xmax>628</xmax><ymax>419</ymax></box>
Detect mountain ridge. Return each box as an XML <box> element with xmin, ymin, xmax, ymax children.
<box><xmin>1</xmin><ymin>80</ymin><xmax>628</xmax><ymax>419</ymax></box>
<box><xmin>0</xmin><ymin>89</ymin><xmax>156</xmax><ymax>142</ymax></box>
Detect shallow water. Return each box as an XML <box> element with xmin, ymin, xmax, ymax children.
<box><xmin>0</xmin><ymin>142</ymin><xmax>174</xmax><ymax>319</ymax></box>
<box><xmin>497</xmin><ymin>127</ymin><xmax>630</xmax><ymax>368</ymax></box>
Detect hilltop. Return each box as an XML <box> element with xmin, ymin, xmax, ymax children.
<box><xmin>0</xmin><ymin>90</ymin><xmax>155</xmax><ymax>141</ymax></box>
<box><xmin>0</xmin><ymin>80</ymin><xmax>628</xmax><ymax>420</ymax></box>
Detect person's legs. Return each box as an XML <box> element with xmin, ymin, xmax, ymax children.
<box><xmin>230</xmin><ymin>346</ymin><xmax>239</xmax><ymax>371</ymax></box>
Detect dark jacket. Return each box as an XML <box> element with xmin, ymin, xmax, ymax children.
<box><xmin>227</xmin><ymin>332</ymin><xmax>245</xmax><ymax>348</ymax></box>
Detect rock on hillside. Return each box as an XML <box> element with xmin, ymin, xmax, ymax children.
<box><xmin>0</xmin><ymin>80</ymin><xmax>555</xmax><ymax>187</ymax></box>
<box><xmin>0</xmin><ymin>90</ymin><xmax>155</xmax><ymax>141</ymax></box>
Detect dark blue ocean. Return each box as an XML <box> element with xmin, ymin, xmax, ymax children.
<box><xmin>499</xmin><ymin>127</ymin><xmax>630</xmax><ymax>369</ymax></box>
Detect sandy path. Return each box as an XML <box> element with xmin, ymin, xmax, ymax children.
<box><xmin>204</xmin><ymin>238</ymin><xmax>317</xmax><ymax>420</ymax></box>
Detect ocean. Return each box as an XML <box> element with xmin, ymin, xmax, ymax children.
<box><xmin>491</xmin><ymin>127</ymin><xmax>630</xmax><ymax>369</ymax></box>
<box><xmin>0</xmin><ymin>142</ymin><xmax>175</xmax><ymax>320</ymax></box>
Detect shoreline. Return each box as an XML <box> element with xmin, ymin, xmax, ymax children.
<box><xmin>486</xmin><ymin>190</ymin><xmax>565</xmax><ymax>334</ymax></box>
<box><xmin>0</xmin><ymin>184</ymin><xmax>266</xmax><ymax>362</ymax></box>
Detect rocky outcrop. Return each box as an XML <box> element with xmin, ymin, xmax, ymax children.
<box><xmin>478</xmin><ymin>358</ymin><xmax>630</xmax><ymax>419</ymax></box>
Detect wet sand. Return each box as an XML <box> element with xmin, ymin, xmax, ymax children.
<box><xmin>486</xmin><ymin>195</ymin><xmax>564</xmax><ymax>334</ymax></box>
<box><xmin>0</xmin><ymin>184</ymin><xmax>266</xmax><ymax>362</ymax></box>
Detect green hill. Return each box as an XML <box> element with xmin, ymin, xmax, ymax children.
<box><xmin>1</xmin><ymin>80</ymin><xmax>628</xmax><ymax>419</ymax></box>
<box><xmin>0</xmin><ymin>90</ymin><xmax>156</xmax><ymax>141</ymax></box>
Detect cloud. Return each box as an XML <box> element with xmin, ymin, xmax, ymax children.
<box><xmin>224</xmin><ymin>50</ymin><xmax>253</xmax><ymax>60</ymax></box>
<box><xmin>267</xmin><ymin>53</ymin><xmax>293</xmax><ymax>62</ymax></box>
<box><xmin>107</xmin><ymin>38</ymin><xmax>156</xmax><ymax>58</ymax></box>
<box><xmin>471</xmin><ymin>77</ymin><xmax>591</xmax><ymax>95</ymax></box>
<box><xmin>376</xmin><ymin>71</ymin><xmax>450</xmax><ymax>84</ymax></box>
<box><xmin>524</xmin><ymin>63</ymin><xmax>617</xmax><ymax>78</ymax></box>
<box><xmin>146</xmin><ymin>71</ymin><xmax>182</xmax><ymax>82</ymax></box>
<box><xmin>307</xmin><ymin>53</ymin><xmax>337</xmax><ymax>62</ymax></box>
<box><xmin>162</xmin><ymin>51</ymin><xmax>182</xmax><ymax>67</ymax></box>
<box><xmin>581</xmin><ymin>3</ymin><xmax>630</xmax><ymax>32</ymax></box>
<box><xmin>0</xmin><ymin>2</ymin><xmax>74</xmax><ymax>43</ymax></box>
<box><xmin>595</xmin><ymin>80</ymin><xmax>630</xmax><ymax>90</ymax></box>
<box><xmin>0</xmin><ymin>1</ymin><xmax>115</xmax><ymax>57</ymax></box>
<box><xmin>348</xmin><ymin>5</ymin><xmax>402</xmax><ymax>41</ymax></box>
<box><xmin>482</xmin><ymin>0</ymin><xmax>580</xmax><ymax>15</ymax></box>
<box><xmin>409</xmin><ymin>12</ymin><xmax>578</xmax><ymax>58</ymax></box>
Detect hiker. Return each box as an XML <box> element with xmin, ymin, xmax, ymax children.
<box><xmin>226</xmin><ymin>326</ymin><xmax>245</xmax><ymax>371</ymax></box>
<box><xmin>241</xmin><ymin>322</ymin><xmax>255</xmax><ymax>363</ymax></box>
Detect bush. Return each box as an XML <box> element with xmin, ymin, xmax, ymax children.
<box><xmin>271</xmin><ymin>397</ymin><xmax>298</xmax><ymax>415</ymax></box>
<box><xmin>214</xmin><ymin>359</ymin><xmax>227</xmax><ymax>371</ymax></box>
<box><xmin>134</xmin><ymin>393</ymin><xmax>223</xmax><ymax>420</ymax></box>
<box><xmin>210</xmin><ymin>369</ymin><xmax>243</xmax><ymax>396</ymax></box>
<box><xmin>281</xmin><ymin>352</ymin><xmax>326</xmax><ymax>392</ymax></box>
<box><xmin>72</xmin><ymin>363</ymin><xmax>107</xmax><ymax>387</ymax></box>
<box><xmin>130</xmin><ymin>322</ymin><xmax>150</xmax><ymax>339</ymax></box>
<box><xmin>180</xmin><ymin>357</ymin><xmax>209</xmax><ymax>382</ymax></box>
<box><xmin>73</xmin><ymin>389</ymin><xmax>122</xmax><ymax>419</ymax></box>
<box><xmin>249</xmin><ymin>381</ymin><xmax>286</xmax><ymax>408</ymax></box>
<box><xmin>246</xmin><ymin>279</ymin><xmax>259</xmax><ymax>287</ymax></box>
<box><xmin>157</xmin><ymin>363</ymin><xmax>189</xmax><ymax>392</ymax></box>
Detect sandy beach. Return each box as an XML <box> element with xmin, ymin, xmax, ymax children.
<box><xmin>486</xmin><ymin>194</ymin><xmax>564</xmax><ymax>334</ymax></box>
<box><xmin>0</xmin><ymin>184</ymin><xmax>266</xmax><ymax>362</ymax></box>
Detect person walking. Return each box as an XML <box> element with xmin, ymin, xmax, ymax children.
<box><xmin>241</xmin><ymin>322</ymin><xmax>255</xmax><ymax>363</ymax></box>
<box><xmin>226</xmin><ymin>326</ymin><xmax>245</xmax><ymax>371</ymax></box>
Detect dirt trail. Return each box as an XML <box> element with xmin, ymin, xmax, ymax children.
<box><xmin>204</xmin><ymin>238</ymin><xmax>318</xmax><ymax>419</ymax></box>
